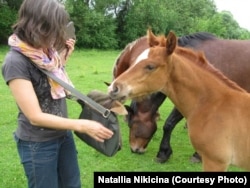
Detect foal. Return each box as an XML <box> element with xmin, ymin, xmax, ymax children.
<box><xmin>108</xmin><ymin>30</ymin><xmax>250</xmax><ymax>171</ymax></box>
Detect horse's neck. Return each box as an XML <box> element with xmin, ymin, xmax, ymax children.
<box><xmin>163</xmin><ymin>54</ymin><xmax>236</xmax><ymax>118</ymax></box>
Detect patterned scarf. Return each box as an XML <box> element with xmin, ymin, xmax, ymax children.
<box><xmin>8</xmin><ymin>34</ymin><xmax>73</xmax><ymax>99</ymax></box>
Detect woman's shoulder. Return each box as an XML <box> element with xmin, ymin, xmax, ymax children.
<box><xmin>2</xmin><ymin>49</ymin><xmax>34</xmax><ymax>84</ymax></box>
<box><xmin>3</xmin><ymin>49</ymin><xmax>31</xmax><ymax>67</ymax></box>
<box><xmin>5</xmin><ymin>49</ymin><xmax>29</xmax><ymax>62</ymax></box>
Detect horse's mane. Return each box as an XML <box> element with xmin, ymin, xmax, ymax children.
<box><xmin>177</xmin><ymin>47</ymin><xmax>246</xmax><ymax>92</ymax></box>
<box><xmin>178</xmin><ymin>32</ymin><xmax>217</xmax><ymax>47</ymax></box>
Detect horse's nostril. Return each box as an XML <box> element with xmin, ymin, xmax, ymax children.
<box><xmin>130</xmin><ymin>148</ymin><xmax>144</xmax><ymax>154</ymax></box>
<box><xmin>112</xmin><ymin>85</ymin><xmax>119</xmax><ymax>94</ymax></box>
<box><xmin>108</xmin><ymin>84</ymin><xmax>127</xmax><ymax>101</ymax></box>
<box><xmin>109</xmin><ymin>85</ymin><xmax>119</xmax><ymax>97</ymax></box>
<box><xmin>108</xmin><ymin>84</ymin><xmax>118</xmax><ymax>97</ymax></box>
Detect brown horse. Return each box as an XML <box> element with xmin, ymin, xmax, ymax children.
<box><xmin>109</xmin><ymin>30</ymin><xmax>250</xmax><ymax>171</ymax></box>
<box><xmin>113</xmin><ymin>30</ymin><xmax>250</xmax><ymax>163</ymax></box>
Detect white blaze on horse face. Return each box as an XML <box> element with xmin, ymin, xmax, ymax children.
<box><xmin>108</xmin><ymin>48</ymin><xmax>150</xmax><ymax>99</ymax></box>
<box><xmin>134</xmin><ymin>48</ymin><xmax>150</xmax><ymax>65</ymax></box>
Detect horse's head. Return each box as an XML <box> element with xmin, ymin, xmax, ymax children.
<box><xmin>108</xmin><ymin>30</ymin><xmax>177</xmax><ymax>100</ymax></box>
<box><xmin>111</xmin><ymin>30</ymin><xmax>167</xmax><ymax>153</ymax></box>
<box><xmin>124</xmin><ymin>92</ymin><xmax>165</xmax><ymax>153</ymax></box>
<box><xmin>124</xmin><ymin>100</ymin><xmax>158</xmax><ymax>153</ymax></box>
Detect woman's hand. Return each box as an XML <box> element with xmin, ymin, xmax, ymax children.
<box><xmin>60</xmin><ymin>38</ymin><xmax>76</xmax><ymax>64</ymax></box>
<box><xmin>76</xmin><ymin>120</ymin><xmax>114</xmax><ymax>142</ymax></box>
<box><xmin>65</xmin><ymin>38</ymin><xmax>75</xmax><ymax>57</ymax></box>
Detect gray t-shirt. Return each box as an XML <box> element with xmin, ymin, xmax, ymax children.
<box><xmin>2</xmin><ymin>49</ymin><xmax>68</xmax><ymax>142</ymax></box>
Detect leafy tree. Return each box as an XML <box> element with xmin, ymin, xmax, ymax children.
<box><xmin>1</xmin><ymin>0</ymin><xmax>250</xmax><ymax>47</ymax></box>
<box><xmin>218</xmin><ymin>11</ymin><xmax>240</xmax><ymax>39</ymax></box>
<box><xmin>4</xmin><ymin>0</ymin><xmax>23</xmax><ymax>11</ymax></box>
<box><xmin>115</xmin><ymin>0</ymin><xmax>220</xmax><ymax>48</ymax></box>
<box><xmin>66</xmin><ymin>0</ymin><xmax>118</xmax><ymax>49</ymax></box>
<box><xmin>239</xmin><ymin>29</ymin><xmax>250</xmax><ymax>39</ymax></box>
<box><xmin>0</xmin><ymin>4</ymin><xmax>17</xmax><ymax>44</ymax></box>
<box><xmin>118</xmin><ymin>0</ymin><xmax>173</xmax><ymax>48</ymax></box>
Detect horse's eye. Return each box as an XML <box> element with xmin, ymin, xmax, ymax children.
<box><xmin>145</xmin><ymin>64</ymin><xmax>155</xmax><ymax>70</ymax></box>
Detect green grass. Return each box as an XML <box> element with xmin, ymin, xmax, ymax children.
<box><xmin>0</xmin><ymin>46</ymin><xmax>243</xmax><ymax>188</ymax></box>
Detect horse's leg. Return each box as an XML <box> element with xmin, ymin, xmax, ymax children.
<box><xmin>190</xmin><ymin>151</ymin><xmax>202</xmax><ymax>163</ymax></box>
<box><xmin>155</xmin><ymin>107</ymin><xmax>183</xmax><ymax>163</ymax></box>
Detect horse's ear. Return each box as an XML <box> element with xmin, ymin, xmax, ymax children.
<box><xmin>124</xmin><ymin>105</ymin><xmax>134</xmax><ymax>116</ymax></box>
<box><xmin>165</xmin><ymin>31</ymin><xmax>177</xmax><ymax>55</ymax></box>
<box><xmin>147</xmin><ymin>28</ymin><xmax>159</xmax><ymax>47</ymax></box>
<box><xmin>110</xmin><ymin>101</ymin><xmax>128</xmax><ymax>115</ymax></box>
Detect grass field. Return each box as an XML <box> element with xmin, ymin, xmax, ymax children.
<box><xmin>0</xmin><ymin>46</ymin><xmax>243</xmax><ymax>188</ymax></box>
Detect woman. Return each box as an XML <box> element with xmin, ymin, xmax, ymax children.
<box><xmin>1</xmin><ymin>0</ymin><xmax>113</xmax><ymax>187</ymax></box>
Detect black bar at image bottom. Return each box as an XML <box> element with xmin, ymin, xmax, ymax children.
<box><xmin>94</xmin><ymin>172</ymin><xmax>249</xmax><ymax>187</ymax></box>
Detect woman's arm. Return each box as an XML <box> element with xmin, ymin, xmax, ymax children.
<box><xmin>8</xmin><ymin>78</ymin><xmax>113</xmax><ymax>142</ymax></box>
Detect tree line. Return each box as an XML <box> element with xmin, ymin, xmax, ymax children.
<box><xmin>1</xmin><ymin>0</ymin><xmax>250</xmax><ymax>49</ymax></box>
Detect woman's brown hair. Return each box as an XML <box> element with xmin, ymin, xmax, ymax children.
<box><xmin>12</xmin><ymin>0</ymin><xmax>70</xmax><ymax>50</ymax></box>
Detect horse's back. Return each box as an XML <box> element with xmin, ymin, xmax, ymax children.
<box><xmin>192</xmin><ymin>39</ymin><xmax>250</xmax><ymax>92</ymax></box>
